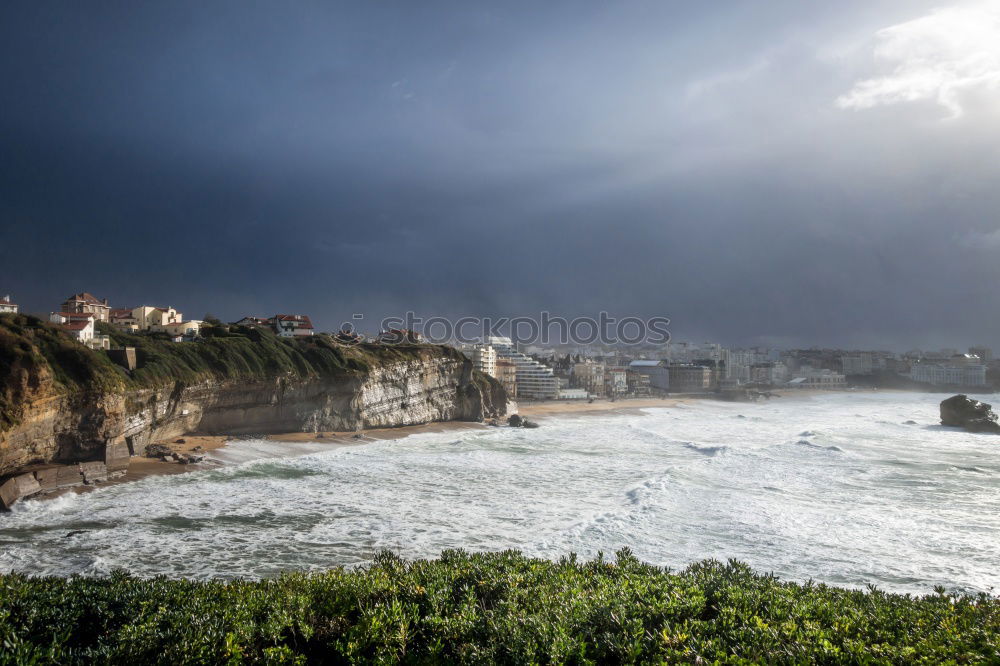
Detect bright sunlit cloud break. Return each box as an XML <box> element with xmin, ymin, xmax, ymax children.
<box><xmin>837</xmin><ymin>1</ymin><xmax>1000</xmax><ymax>117</ymax></box>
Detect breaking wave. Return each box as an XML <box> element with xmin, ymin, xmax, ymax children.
<box><xmin>1</xmin><ymin>392</ymin><xmax>999</xmax><ymax>595</ymax></box>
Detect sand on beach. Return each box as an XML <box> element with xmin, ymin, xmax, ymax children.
<box><xmin>517</xmin><ymin>397</ymin><xmax>688</xmax><ymax>418</ymax></box>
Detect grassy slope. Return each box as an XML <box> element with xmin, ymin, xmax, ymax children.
<box><xmin>0</xmin><ymin>549</ymin><xmax>996</xmax><ymax>664</ymax></box>
<box><xmin>0</xmin><ymin>313</ymin><xmax>472</xmax><ymax>433</ymax></box>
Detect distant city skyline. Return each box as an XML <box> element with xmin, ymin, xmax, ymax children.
<box><xmin>3</xmin><ymin>1</ymin><xmax>1000</xmax><ymax>348</ymax></box>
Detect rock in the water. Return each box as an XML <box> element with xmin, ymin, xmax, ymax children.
<box><xmin>940</xmin><ymin>394</ymin><xmax>1000</xmax><ymax>433</ymax></box>
<box><xmin>508</xmin><ymin>414</ymin><xmax>524</xmax><ymax>427</ymax></box>
<box><xmin>522</xmin><ymin>419</ymin><xmax>540</xmax><ymax>429</ymax></box>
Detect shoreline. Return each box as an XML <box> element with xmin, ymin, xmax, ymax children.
<box><xmin>39</xmin><ymin>389</ymin><xmax>840</xmax><ymax>500</ymax></box>
<box><xmin>50</xmin><ymin>421</ymin><xmax>490</xmax><ymax>499</ymax></box>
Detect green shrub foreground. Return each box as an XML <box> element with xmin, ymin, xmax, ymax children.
<box><xmin>1</xmin><ymin>549</ymin><xmax>997</xmax><ymax>664</ymax></box>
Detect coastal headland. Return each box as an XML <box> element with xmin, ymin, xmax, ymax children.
<box><xmin>0</xmin><ymin>314</ymin><xmax>505</xmax><ymax>508</ymax></box>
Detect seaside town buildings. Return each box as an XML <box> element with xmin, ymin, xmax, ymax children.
<box><xmin>233</xmin><ymin>315</ymin><xmax>315</xmax><ymax>337</ymax></box>
<box><xmin>786</xmin><ymin>367</ymin><xmax>847</xmax><ymax>389</ymax></box>
<box><xmin>908</xmin><ymin>354</ymin><xmax>987</xmax><ymax>387</ymax></box>
<box><xmin>573</xmin><ymin>361</ymin><xmax>606</xmax><ymax>395</ymax></box>
<box><xmin>628</xmin><ymin>360</ymin><xmax>670</xmax><ymax>391</ymax></box>
<box><xmin>667</xmin><ymin>364</ymin><xmax>714</xmax><ymax>392</ymax></box>
<box><xmin>488</xmin><ymin>337</ymin><xmax>560</xmax><ymax>400</ymax></box>
<box><xmin>4</xmin><ymin>287</ymin><xmax>999</xmax><ymax>396</ymax></box>
<box><xmin>605</xmin><ymin>367</ymin><xmax>629</xmax><ymax>396</ymax></box>
<box><xmin>969</xmin><ymin>346</ymin><xmax>993</xmax><ymax>363</ymax></box>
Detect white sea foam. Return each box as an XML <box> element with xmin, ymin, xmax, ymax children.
<box><xmin>1</xmin><ymin>392</ymin><xmax>998</xmax><ymax>594</ymax></box>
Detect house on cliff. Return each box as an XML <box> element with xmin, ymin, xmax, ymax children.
<box><xmin>273</xmin><ymin>314</ymin><xmax>314</xmax><ymax>337</ymax></box>
<box><xmin>48</xmin><ymin>312</ymin><xmax>110</xmax><ymax>350</ymax></box>
<box><xmin>0</xmin><ymin>295</ymin><xmax>17</xmax><ymax>314</ymax></box>
<box><xmin>60</xmin><ymin>292</ymin><xmax>111</xmax><ymax>322</ymax></box>
<box><xmin>233</xmin><ymin>316</ymin><xmax>271</xmax><ymax>328</ymax></box>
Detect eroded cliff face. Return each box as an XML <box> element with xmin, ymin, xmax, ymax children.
<box><xmin>0</xmin><ymin>353</ymin><xmax>505</xmax><ymax>480</ymax></box>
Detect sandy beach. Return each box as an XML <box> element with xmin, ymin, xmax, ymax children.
<box><xmin>518</xmin><ymin>397</ymin><xmax>688</xmax><ymax>418</ymax></box>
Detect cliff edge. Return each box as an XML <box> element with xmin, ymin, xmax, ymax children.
<box><xmin>0</xmin><ymin>314</ymin><xmax>505</xmax><ymax>507</ymax></box>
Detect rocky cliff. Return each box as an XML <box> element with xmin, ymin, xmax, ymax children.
<box><xmin>0</xmin><ymin>314</ymin><xmax>506</xmax><ymax>507</ymax></box>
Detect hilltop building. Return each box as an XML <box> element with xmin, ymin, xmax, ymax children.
<box><xmin>126</xmin><ymin>306</ymin><xmax>184</xmax><ymax>331</ymax></box>
<box><xmin>60</xmin><ymin>292</ymin><xmax>111</xmax><ymax>322</ymax></box>
<box><xmin>48</xmin><ymin>312</ymin><xmax>110</xmax><ymax>350</ymax></box>
<box><xmin>109</xmin><ymin>308</ymin><xmax>139</xmax><ymax>332</ymax></box>
<box><xmin>231</xmin><ymin>314</ymin><xmax>316</xmax><ymax>337</ymax></box>
<box><xmin>0</xmin><ymin>295</ymin><xmax>17</xmax><ymax>314</ymax></box>
<box><xmin>233</xmin><ymin>316</ymin><xmax>271</xmax><ymax>327</ymax></box>
<box><xmin>273</xmin><ymin>314</ymin><xmax>315</xmax><ymax>337</ymax></box>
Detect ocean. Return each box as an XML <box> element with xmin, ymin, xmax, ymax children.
<box><xmin>1</xmin><ymin>391</ymin><xmax>998</xmax><ymax>595</ymax></box>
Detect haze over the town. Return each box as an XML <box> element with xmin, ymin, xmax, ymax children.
<box><xmin>2</xmin><ymin>0</ymin><xmax>999</xmax><ymax>349</ymax></box>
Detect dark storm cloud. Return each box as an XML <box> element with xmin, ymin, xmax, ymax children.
<box><xmin>2</xmin><ymin>0</ymin><xmax>998</xmax><ymax>348</ymax></box>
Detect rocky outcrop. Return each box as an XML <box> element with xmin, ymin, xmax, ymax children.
<box><xmin>940</xmin><ymin>394</ymin><xmax>1000</xmax><ymax>433</ymax></box>
<box><xmin>1</xmin><ymin>350</ymin><xmax>505</xmax><ymax>508</ymax></box>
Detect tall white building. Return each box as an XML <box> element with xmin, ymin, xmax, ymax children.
<box><xmin>468</xmin><ymin>344</ymin><xmax>497</xmax><ymax>378</ymax></box>
<box><xmin>488</xmin><ymin>337</ymin><xmax>559</xmax><ymax>400</ymax></box>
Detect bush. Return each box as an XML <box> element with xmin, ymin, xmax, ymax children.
<box><xmin>0</xmin><ymin>550</ymin><xmax>997</xmax><ymax>664</ymax></box>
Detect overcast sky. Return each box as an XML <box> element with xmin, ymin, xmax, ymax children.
<box><xmin>2</xmin><ymin>1</ymin><xmax>999</xmax><ymax>349</ymax></box>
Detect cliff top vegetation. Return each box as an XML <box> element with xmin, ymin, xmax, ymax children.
<box><xmin>0</xmin><ymin>313</ymin><xmax>472</xmax><ymax>433</ymax></box>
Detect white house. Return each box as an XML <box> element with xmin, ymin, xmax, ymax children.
<box><xmin>49</xmin><ymin>312</ymin><xmax>109</xmax><ymax>349</ymax></box>
<box><xmin>161</xmin><ymin>320</ymin><xmax>203</xmax><ymax>338</ymax></box>
<box><xmin>273</xmin><ymin>314</ymin><xmax>315</xmax><ymax>337</ymax></box>
<box><xmin>0</xmin><ymin>295</ymin><xmax>17</xmax><ymax>314</ymax></box>
<box><xmin>134</xmin><ymin>306</ymin><xmax>184</xmax><ymax>331</ymax></box>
